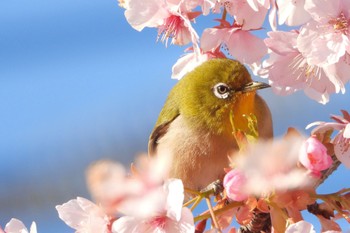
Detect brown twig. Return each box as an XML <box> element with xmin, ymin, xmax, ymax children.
<box><xmin>205</xmin><ymin>197</ymin><xmax>222</xmax><ymax>233</ymax></box>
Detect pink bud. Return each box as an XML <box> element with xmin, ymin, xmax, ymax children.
<box><xmin>223</xmin><ymin>169</ymin><xmax>248</xmax><ymax>202</ymax></box>
<box><xmin>299</xmin><ymin>136</ymin><xmax>332</xmax><ymax>176</ymax></box>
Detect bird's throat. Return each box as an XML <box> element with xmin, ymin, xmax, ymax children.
<box><xmin>231</xmin><ymin>92</ymin><xmax>257</xmax><ymax>134</ymax></box>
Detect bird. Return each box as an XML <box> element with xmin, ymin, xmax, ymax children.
<box><xmin>148</xmin><ymin>58</ymin><xmax>273</xmax><ymax>191</ymax></box>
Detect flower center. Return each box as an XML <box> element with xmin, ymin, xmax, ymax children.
<box><xmin>290</xmin><ymin>54</ymin><xmax>322</xmax><ymax>82</ymax></box>
<box><xmin>158</xmin><ymin>15</ymin><xmax>183</xmax><ymax>45</ymax></box>
<box><xmin>149</xmin><ymin>216</ymin><xmax>167</xmax><ymax>229</ymax></box>
<box><xmin>329</xmin><ymin>12</ymin><xmax>349</xmax><ymax>35</ymax></box>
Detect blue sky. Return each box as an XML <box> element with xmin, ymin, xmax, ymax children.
<box><xmin>1</xmin><ymin>1</ymin><xmax>350</xmax><ymax>232</ymax></box>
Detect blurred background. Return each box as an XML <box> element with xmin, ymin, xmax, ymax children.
<box><xmin>0</xmin><ymin>0</ymin><xmax>349</xmax><ymax>232</ymax></box>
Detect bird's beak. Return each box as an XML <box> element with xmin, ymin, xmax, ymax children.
<box><xmin>240</xmin><ymin>81</ymin><xmax>270</xmax><ymax>93</ymax></box>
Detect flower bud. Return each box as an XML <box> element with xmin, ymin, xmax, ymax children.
<box><xmin>223</xmin><ymin>169</ymin><xmax>248</xmax><ymax>202</ymax></box>
<box><xmin>299</xmin><ymin>136</ymin><xmax>332</xmax><ymax>177</ymax></box>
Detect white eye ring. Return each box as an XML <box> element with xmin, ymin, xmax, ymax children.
<box><xmin>213</xmin><ymin>83</ymin><xmax>231</xmax><ymax>99</ymax></box>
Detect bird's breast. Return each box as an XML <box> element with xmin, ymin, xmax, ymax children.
<box><xmin>155</xmin><ymin>115</ymin><xmax>238</xmax><ymax>190</ymax></box>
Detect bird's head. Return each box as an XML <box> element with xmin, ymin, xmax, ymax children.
<box><xmin>175</xmin><ymin>58</ymin><xmax>270</xmax><ymax>135</ymax></box>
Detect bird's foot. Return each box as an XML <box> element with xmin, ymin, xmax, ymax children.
<box><xmin>200</xmin><ymin>179</ymin><xmax>224</xmax><ymax>198</ymax></box>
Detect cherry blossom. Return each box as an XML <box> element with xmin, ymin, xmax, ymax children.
<box><xmin>299</xmin><ymin>136</ymin><xmax>333</xmax><ymax>177</ymax></box>
<box><xmin>201</xmin><ymin>20</ymin><xmax>267</xmax><ymax>65</ymax></box>
<box><xmin>261</xmin><ymin>30</ymin><xmax>344</xmax><ymax>104</ymax></box>
<box><xmin>297</xmin><ymin>0</ymin><xmax>350</xmax><ymax>66</ymax></box>
<box><xmin>307</xmin><ymin>110</ymin><xmax>350</xmax><ymax>168</ymax></box>
<box><xmin>124</xmin><ymin>0</ymin><xmax>200</xmax><ymax>47</ymax></box>
<box><xmin>299</xmin><ymin>136</ymin><xmax>333</xmax><ymax>175</ymax></box>
<box><xmin>56</xmin><ymin>197</ymin><xmax>111</xmax><ymax>233</ymax></box>
<box><xmin>111</xmin><ymin>179</ymin><xmax>194</xmax><ymax>233</ymax></box>
<box><xmin>86</xmin><ymin>154</ymin><xmax>172</xmax><ymax>217</ymax></box>
<box><xmin>86</xmin><ymin>160</ymin><xmax>132</xmax><ymax>214</ymax></box>
<box><xmin>0</xmin><ymin>219</ymin><xmax>37</xmax><ymax>233</ymax></box>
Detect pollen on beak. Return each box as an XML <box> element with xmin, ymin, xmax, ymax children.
<box><xmin>241</xmin><ymin>81</ymin><xmax>270</xmax><ymax>93</ymax></box>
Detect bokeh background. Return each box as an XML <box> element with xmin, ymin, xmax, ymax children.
<box><xmin>1</xmin><ymin>1</ymin><xmax>350</xmax><ymax>232</ymax></box>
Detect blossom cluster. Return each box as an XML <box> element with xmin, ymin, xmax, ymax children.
<box><xmin>51</xmin><ymin>127</ymin><xmax>350</xmax><ymax>233</ymax></box>
<box><xmin>56</xmin><ymin>156</ymin><xmax>195</xmax><ymax>233</ymax></box>
<box><xmin>120</xmin><ymin>0</ymin><xmax>350</xmax><ymax>104</ymax></box>
<box><xmin>5</xmin><ymin>120</ymin><xmax>350</xmax><ymax>232</ymax></box>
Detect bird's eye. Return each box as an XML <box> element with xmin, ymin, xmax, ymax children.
<box><xmin>213</xmin><ymin>83</ymin><xmax>231</xmax><ymax>99</ymax></box>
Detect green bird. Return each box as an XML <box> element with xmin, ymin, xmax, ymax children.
<box><xmin>149</xmin><ymin>58</ymin><xmax>273</xmax><ymax>190</ymax></box>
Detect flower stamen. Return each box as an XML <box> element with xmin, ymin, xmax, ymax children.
<box><xmin>328</xmin><ymin>12</ymin><xmax>349</xmax><ymax>35</ymax></box>
<box><xmin>158</xmin><ymin>15</ymin><xmax>183</xmax><ymax>45</ymax></box>
<box><xmin>149</xmin><ymin>216</ymin><xmax>167</xmax><ymax>229</ymax></box>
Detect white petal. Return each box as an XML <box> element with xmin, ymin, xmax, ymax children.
<box><xmin>163</xmin><ymin>208</ymin><xmax>194</xmax><ymax>233</ymax></box>
<box><xmin>277</xmin><ymin>0</ymin><xmax>311</xmax><ymax>26</ymax></box>
<box><xmin>344</xmin><ymin>124</ymin><xmax>350</xmax><ymax>138</ymax></box>
<box><xmin>29</xmin><ymin>222</ymin><xmax>37</xmax><ymax>233</ymax></box>
<box><xmin>4</xmin><ymin>219</ymin><xmax>29</xmax><ymax>233</ymax></box>
<box><xmin>165</xmin><ymin>179</ymin><xmax>185</xmax><ymax>221</ymax></box>
<box><xmin>285</xmin><ymin>220</ymin><xmax>316</xmax><ymax>233</ymax></box>
<box><xmin>304</xmin><ymin>87</ymin><xmax>329</xmax><ymax>104</ymax></box>
<box><xmin>112</xmin><ymin>216</ymin><xmax>139</xmax><ymax>233</ymax></box>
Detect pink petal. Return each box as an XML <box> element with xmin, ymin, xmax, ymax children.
<box><xmin>334</xmin><ymin>133</ymin><xmax>350</xmax><ymax>168</ymax></box>
<box><xmin>229</xmin><ymin>0</ymin><xmax>268</xmax><ymax>30</ymax></box>
<box><xmin>125</xmin><ymin>0</ymin><xmax>169</xmax><ymax>31</ymax></box>
<box><xmin>170</xmin><ymin>13</ymin><xmax>200</xmax><ymax>46</ymax></box>
<box><xmin>277</xmin><ymin>0</ymin><xmax>311</xmax><ymax>26</ymax></box>
<box><xmin>246</xmin><ymin>0</ymin><xmax>260</xmax><ymax>11</ymax></box>
<box><xmin>332</xmin><ymin>53</ymin><xmax>350</xmax><ymax>88</ymax></box>
<box><xmin>311</xmin><ymin>33</ymin><xmax>347</xmax><ymax>65</ymax></box>
<box><xmin>226</xmin><ymin>30</ymin><xmax>267</xmax><ymax>64</ymax></box>
<box><xmin>297</xmin><ymin>14</ymin><xmax>349</xmax><ymax>67</ymax></box>
<box><xmin>317</xmin><ymin>215</ymin><xmax>342</xmax><ymax>232</ymax></box>
<box><xmin>265</xmin><ymin>30</ymin><xmax>298</xmax><ymax>55</ymax></box>
<box><xmin>304</xmin><ymin>0</ymin><xmax>340</xmax><ymax>23</ymax></box>
<box><xmin>285</xmin><ymin>220</ymin><xmax>316</xmax><ymax>233</ymax></box>
<box><xmin>200</xmin><ymin>28</ymin><xmax>226</xmax><ymax>52</ymax></box>
<box><xmin>56</xmin><ymin>197</ymin><xmax>109</xmax><ymax>232</ymax></box>
<box><xmin>299</xmin><ymin>137</ymin><xmax>332</xmax><ymax>172</ymax></box>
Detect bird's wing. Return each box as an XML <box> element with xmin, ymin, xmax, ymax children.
<box><xmin>148</xmin><ymin>102</ymin><xmax>179</xmax><ymax>156</ymax></box>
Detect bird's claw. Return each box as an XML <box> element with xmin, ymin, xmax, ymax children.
<box><xmin>200</xmin><ymin>179</ymin><xmax>224</xmax><ymax>197</ymax></box>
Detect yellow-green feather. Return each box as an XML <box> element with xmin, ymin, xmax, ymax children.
<box><xmin>154</xmin><ymin>58</ymin><xmax>252</xmax><ymax>135</ymax></box>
